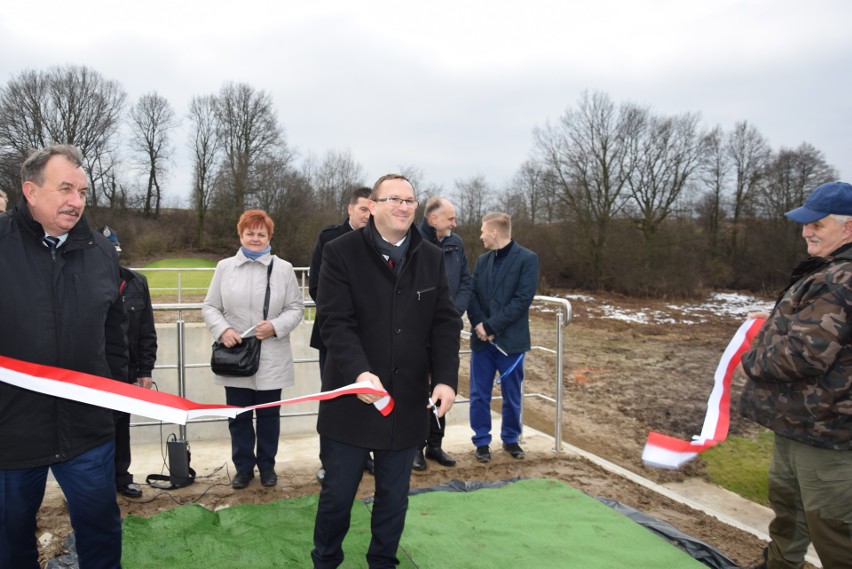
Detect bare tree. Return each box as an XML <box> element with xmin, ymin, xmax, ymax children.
<box><xmin>129</xmin><ymin>92</ymin><xmax>177</xmax><ymax>217</ymax></box>
<box><xmin>696</xmin><ymin>126</ymin><xmax>731</xmax><ymax>252</ymax></box>
<box><xmin>454</xmin><ymin>175</ymin><xmax>492</xmax><ymax>226</ymax></box>
<box><xmin>758</xmin><ymin>143</ymin><xmax>837</xmax><ymax>219</ymax></box>
<box><xmin>758</xmin><ymin>143</ymin><xmax>837</xmax><ymax>264</ymax></box>
<box><xmin>187</xmin><ymin>95</ymin><xmax>221</xmax><ymax>247</ymax></box>
<box><xmin>533</xmin><ymin>91</ymin><xmax>641</xmax><ymax>286</ymax></box>
<box><xmin>250</xmin><ymin>151</ymin><xmax>297</xmax><ymax>212</ymax></box>
<box><xmin>727</xmin><ymin>121</ymin><xmax>770</xmax><ymax>262</ymax></box>
<box><xmin>0</xmin><ymin>65</ymin><xmax>126</xmax><ymax>206</ymax></box>
<box><xmin>509</xmin><ymin>159</ymin><xmax>555</xmax><ymax>225</ymax></box>
<box><xmin>310</xmin><ymin>148</ymin><xmax>365</xmax><ymax>212</ymax></box>
<box><xmin>213</xmin><ymin>82</ymin><xmax>286</xmax><ymax>213</ymax></box>
<box><xmin>626</xmin><ymin>111</ymin><xmax>704</xmax><ymax>240</ymax></box>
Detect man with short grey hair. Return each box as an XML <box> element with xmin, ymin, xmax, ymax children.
<box><xmin>412</xmin><ymin>196</ymin><xmax>471</xmax><ymax>470</ymax></box>
<box><xmin>741</xmin><ymin>181</ymin><xmax>852</xmax><ymax>569</ymax></box>
<box><xmin>0</xmin><ymin>145</ymin><xmax>128</xmax><ymax>568</ymax></box>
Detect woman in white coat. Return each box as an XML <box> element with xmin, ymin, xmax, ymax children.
<box><xmin>203</xmin><ymin>210</ymin><xmax>304</xmax><ymax>489</ymax></box>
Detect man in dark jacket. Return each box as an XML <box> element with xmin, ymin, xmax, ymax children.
<box><xmin>101</xmin><ymin>226</ymin><xmax>158</xmax><ymax>499</ymax></box>
<box><xmin>468</xmin><ymin>212</ymin><xmax>539</xmax><ymax>463</ymax></box>
<box><xmin>309</xmin><ymin>187</ymin><xmax>373</xmax><ymax>482</ymax></box>
<box><xmin>740</xmin><ymin>181</ymin><xmax>852</xmax><ymax>569</ymax></box>
<box><xmin>413</xmin><ymin>196</ymin><xmax>471</xmax><ymax>470</ymax></box>
<box><xmin>308</xmin><ymin>186</ymin><xmax>372</xmax><ymax>374</ymax></box>
<box><xmin>311</xmin><ymin>174</ymin><xmax>460</xmax><ymax>568</ymax></box>
<box><xmin>0</xmin><ymin>145</ymin><xmax>128</xmax><ymax>569</ymax></box>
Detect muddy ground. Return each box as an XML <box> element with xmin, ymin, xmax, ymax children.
<box><xmin>36</xmin><ymin>292</ymin><xmax>796</xmax><ymax>568</ymax></box>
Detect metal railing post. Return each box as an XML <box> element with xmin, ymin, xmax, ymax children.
<box><xmin>529</xmin><ymin>295</ymin><xmax>572</xmax><ymax>452</ymax></box>
<box><xmin>176</xmin><ymin>308</ymin><xmax>187</xmax><ymax>440</ymax></box>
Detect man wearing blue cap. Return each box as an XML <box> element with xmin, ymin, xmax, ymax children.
<box><xmin>740</xmin><ymin>181</ymin><xmax>852</xmax><ymax>569</ymax></box>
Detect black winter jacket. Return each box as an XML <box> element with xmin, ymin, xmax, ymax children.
<box><xmin>308</xmin><ymin>219</ymin><xmax>353</xmax><ymax>351</ymax></box>
<box><xmin>316</xmin><ymin>219</ymin><xmax>460</xmax><ymax>450</ymax></box>
<box><xmin>0</xmin><ymin>201</ymin><xmax>128</xmax><ymax>469</ymax></box>
<box><xmin>120</xmin><ymin>268</ymin><xmax>157</xmax><ymax>382</ymax></box>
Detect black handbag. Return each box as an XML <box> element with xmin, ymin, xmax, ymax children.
<box><xmin>210</xmin><ymin>261</ymin><xmax>273</xmax><ymax>377</ymax></box>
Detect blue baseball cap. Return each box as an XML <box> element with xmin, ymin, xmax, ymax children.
<box><xmin>785</xmin><ymin>182</ymin><xmax>852</xmax><ymax>223</ymax></box>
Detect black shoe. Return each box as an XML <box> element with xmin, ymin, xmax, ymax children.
<box><xmin>231</xmin><ymin>471</ymin><xmax>254</xmax><ymax>489</ymax></box>
<box><xmin>117</xmin><ymin>482</ymin><xmax>142</xmax><ymax>498</ymax></box>
<box><xmin>260</xmin><ymin>470</ymin><xmax>277</xmax><ymax>487</ymax></box>
<box><xmin>364</xmin><ymin>456</ymin><xmax>375</xmax><ymax>475</ymax></box>
<box><xmin>425</xmin><ymin>445</ymin><xmax>456</xmax><ymax>467</ymax></box>
<box><xmin>475</xmin><ymin>445</ymin><xmax>491</xmax><ymax>463</ymax></box>
<box><xmin>502</xmin><ymin>442</ymin><xmax>525</xmax><ymax>459</ymax></box>
<box><xmin>316</xmin><ymin>467</ymin><xmax>325</xmax><ymax>482</ymax></box>
<box><xmin>412</xmin><ymin>449</ymin><xmax>427</xmax><ymax>471</ymax></box>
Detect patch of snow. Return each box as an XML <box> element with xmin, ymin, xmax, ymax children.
<box><xmin>554</xmin><ymin>291</ymin><xmax>774</xmax><ymax>325</ymax></box>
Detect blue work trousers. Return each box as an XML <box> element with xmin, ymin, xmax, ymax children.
<box><xmin>469</xmin><ymin>343</ymin><xmax>525</xmax><ymax>447</ymax></box>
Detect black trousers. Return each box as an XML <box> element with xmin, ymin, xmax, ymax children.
<box><xmin>420</xmin><ymin>412</ymin><xmax>446</xmax><ymax>450</ymax></box>
<box><xmin>225</xmin><ymin>386</ymin><xmax>282</xmax><ymax>474</ymax></box>
<box><xmin>312</xmin><ymin>437</ymin><xmax>416</xmax><ymax>568</ymax></box>
<box><xmin>112</xmin><ymin>410</ymin><xmax>133</xmax><ymax>486</ymax></box>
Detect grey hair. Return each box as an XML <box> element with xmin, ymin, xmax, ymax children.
<box><xmin>829</xmin><ymin>214</ymin><xmax>852</xmax><ymax>225</ymax></box>
<box><xmin>21</xmin><ymin>145</ymin><xmax>84</xmax><ymax>186</ymax></box>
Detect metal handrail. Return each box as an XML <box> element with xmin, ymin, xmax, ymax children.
<box><xmin>144</xmin><ymin>294</ymin><xmax>571</xmax><ymax>451</ymax></box>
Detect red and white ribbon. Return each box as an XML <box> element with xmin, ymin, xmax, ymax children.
<box><xmin>641</xmin><ymin>317</ymin><xmax>764</xmax><ymax>469</ymax></box>
<box><xmin>0</xmin><ymin>355</ymin><xmax>393</xmax><ymax>425</ymax></box>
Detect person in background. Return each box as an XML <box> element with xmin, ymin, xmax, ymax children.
<box><xmin>0</xmin><ymin>144</ymin><xmax>128</xmax><ymax>568</ymax></box>
<box><xmin>309</xmin><ymin>186</ymin><xmax>373</xmax><ymax>374</ymax></box>
<box><xmin>309</xmin><ymin>186</ymin><xmax>374</xmax><ymax>482</ymax></box>
<box><xmin>311</xmin><ymin>174</ymin><xmax>460</xmax><ymax>568</ymax></box>
<box><xmin>740</xmin><ymin>181</ymin><xmax>852</xmax><ymax>569</ymax></box>
<box><xmin>0</xmin><ymin>189</ymin><xmax>8</xmax><ymax>212</ymax></box>
<box><xmin>412</xmin><ymin>196</ymin><xmax>471</xmax><ymax>471</ymax></box>
<box><xmin>99</xmin><ymin>226</ymin><xmax>158</xmax><ymax>499</ymax></box>
<box><xmin>203</xmin><ymin>209</ymin><xmax>304</xmax><ymax>489</ymax></box>
<box><xmin>468</xmin><ymin>212</ymin><xmax>539</xmax><ymax>463</ymax></box>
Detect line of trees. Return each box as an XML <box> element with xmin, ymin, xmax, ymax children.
<box><xmin>0</xmin><ymin>67</ymin><xmax>839</xmax><ymax>296</ymax></box>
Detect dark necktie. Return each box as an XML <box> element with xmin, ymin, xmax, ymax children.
<box><xmin>43</xmin><ymin>236</ymin><xmax>60</xmax><ymax>250</ymax></box>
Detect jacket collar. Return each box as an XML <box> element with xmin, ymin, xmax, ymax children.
<box><xmin>361</xmin><ymin>217</ymin><xmax>423</xmax><ymax>258</ymax></box>
<box><xmin>418</xmin><ymin>218</ymin><xmax>439</xmax><ymax>244</ymax></box>
<box><xmin>14</xmin><ymin>198</ymin><xmax>93</xmax><ymax>249</ymax></box>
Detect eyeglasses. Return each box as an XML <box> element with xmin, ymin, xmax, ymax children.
<box><xmin>375</xmin><ymin>196</ymin><xmax>418</xmax><ymax>208</ymax></box>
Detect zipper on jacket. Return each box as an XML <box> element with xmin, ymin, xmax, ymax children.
<box><xmin>416</xmin><ymin>287</ymin><xmax>436</xmax><ymax>300</ymax></box>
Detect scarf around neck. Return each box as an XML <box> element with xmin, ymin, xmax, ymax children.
<box><xmin>240</xmin><ymin>245</ymin><xmax>271</xmax><ymax>261</ymax></box>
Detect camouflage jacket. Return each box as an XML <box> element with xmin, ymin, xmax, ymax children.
<box><xmin>740</xmin><ymin>244</ymin><xmax>852</xmax><ymax>450</ymax></box>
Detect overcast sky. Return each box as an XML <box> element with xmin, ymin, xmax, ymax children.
<box><xmin>1</xmin><ymin>0</ymin><xmax>850</xmax><ymax>205</ymax></box>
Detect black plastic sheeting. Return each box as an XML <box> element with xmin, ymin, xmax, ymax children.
<box><xmin>45</xmin><ymin>532</ymin><xmax>77</xmax><ymax>569</ymax></box>
<box><xmin>596</xmin><ymin>496</ymin><xmax>739</xmax><ymax>569</ymax></box>
<box><xmin>47</xmin><ymin>477</ymin><xmax>739</xmax><ymax>569</ymax></box>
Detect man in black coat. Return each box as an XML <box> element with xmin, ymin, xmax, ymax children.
<box><xmin>101</xmin><ymin>226</ymin><xmax>159</xmax><ymax>499</ymax></box>
<box><xmin>309</xmin><ymin>186</ymin><xmax>373</xmax><ymax>482</ymax></box>
<box><xmin>311</xmin><ymin>174</ymin><xmax>461</xmax><ymax>568</ymax></box>
<box><xmin>0</xmin><ymin>145</ymin><xmax>128</xmax><ymax>569</ymax></box>
<box><xmin>412</xmin><ymin>197</ymin><xmax>472</xmax><ymax>470</ymax></box>
<box><xmin>308</xmin><ymin>186</ymin><xmax>372</xmax><ymax>374</ymax></box>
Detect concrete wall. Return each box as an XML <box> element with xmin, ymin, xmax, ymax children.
<box><xmin>131</xmin><ymin>320</ymin><xmax>323</xmax><ymax>444</ymax></box>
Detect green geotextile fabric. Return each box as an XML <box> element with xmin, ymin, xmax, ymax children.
<box><xmin>122</xmin><ymin>478</ymin><xmax>705</xmax><ymax>568</ymax></box>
